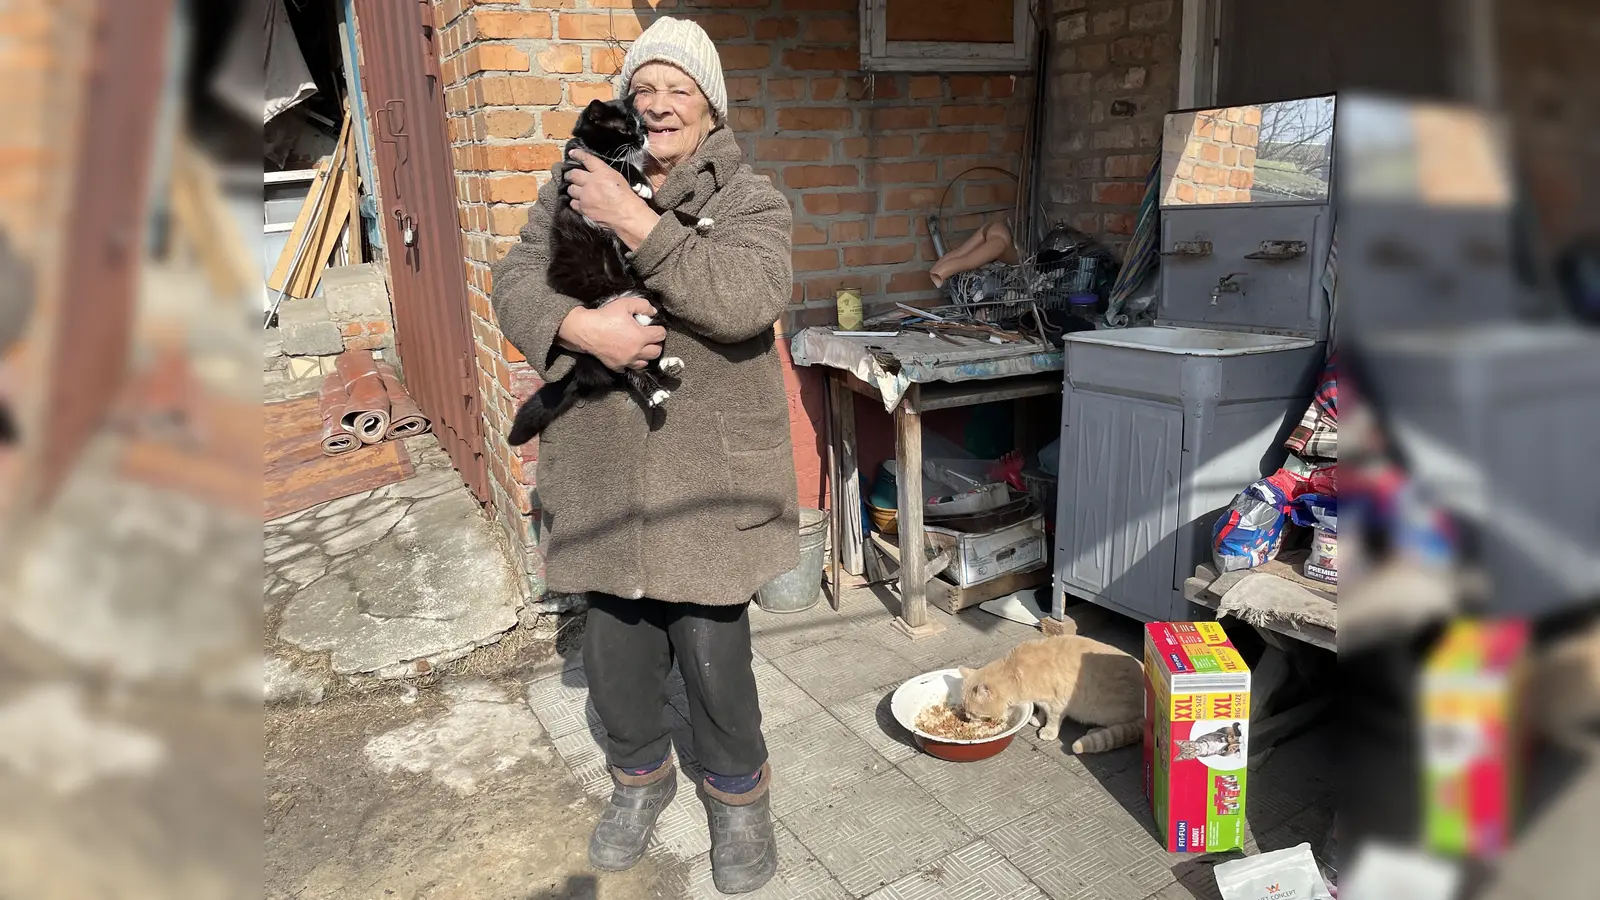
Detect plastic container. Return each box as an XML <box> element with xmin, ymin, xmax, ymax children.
<box><xmin>755</xmin><ymin>508</ymin><xmax>827</xmax><ymax>613</ymax></box>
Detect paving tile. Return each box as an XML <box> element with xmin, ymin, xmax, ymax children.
<box><xmin>861</xmin><ymin>839</ymin><xmax>1050</xmax><ymax>900</ymax></box>
<box><xmin>768</xmin><ymin>632</ymin><xmax>925</xmax><ymax>707</ymax></box>
<box><xmin>754</xmin><ymin>658</ymin><xmax>828</xmax><ymax>729</ymax></box>
<box><xmin>898</xmin><ymin>740</ymin><xmax>1085</xmax><ymax>835</ymax></box>
<box><xmin>887</xmin><ymin>606</ymin><xmax>1039</xmax><ymax>672</ymax></box>
<box><xmin>680</xmin><ymin>821</ymin><xmax>851</xmax><ymax>900</ymax></box>
<box><xmin>827</xmin><ymin>686</ymin><xmax>921</xmax><ymax>765</ymax></box>
<box><xmin>649</xmin><ymin>766</ymin><xmax>712</xmax><ymax>862</ymax></box>
<box><xmin>549</xmin><ymin>717</ymin><xmax>612</xmax><ymax>799</ymax></box>
<box><xmin>782</xmin><ymin>768</ymin><xmax>975</xmax><ymax>897</ymax></box>
<box><xmin>1022</xmin><ymin>719</ymin><xmax>1148</xmax><ymax>798</ymax></box>
<box><xmin>766</xmin><ymin>710</ymin><xmax>894</xmax><ymax>817</ymax></box>
<box><xmin>987</xmin><ymin>796</ymin><xmax>1176</xmax><ymax>900</ymax></box>
<box><xmin>524</xmin><ymin>666</ymin><xmax>595</xmax><ymax>740</ymax></box>
<box><xmin>749</xmin><ymin>589</ymin><xmax>901</xmax><ymax>660</ymax></box>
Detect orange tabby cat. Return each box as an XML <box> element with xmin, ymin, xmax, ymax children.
<box><xmin>959</xmin><ymin>631</ymin><xmax>1144</xmax><ymax>753</ymax></box>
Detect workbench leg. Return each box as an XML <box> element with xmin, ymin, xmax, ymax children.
<box><xmin>823</xmin><ymin>378</ymin><xmax>843</xmax><ymax>610</ymax></box>
<box><xmin>892</xmin><ymin>385</ymin><xmax>943</xmax><ymax>639</ymax></box>
<box><xmin>827</xmin><ymin>374</ymin><xmax>863</xmax><ymax>577</ymax></box>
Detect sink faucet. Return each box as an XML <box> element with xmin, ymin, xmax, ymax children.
<box><xmin>1211</xmin><ymin>272</ymin><xmax>1247</xmax><ymax>306</ymax></box>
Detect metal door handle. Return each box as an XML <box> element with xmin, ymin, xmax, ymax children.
<box><xmin>1162</xmin><ymin>240</ymin><xmax>1213</xmax><ymax>257</ymax></box>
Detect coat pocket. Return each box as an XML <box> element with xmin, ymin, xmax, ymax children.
<box><xmin>716</xmin><ymin>412</ymin><xmax>792</xmax><ymax>531</ymax></box>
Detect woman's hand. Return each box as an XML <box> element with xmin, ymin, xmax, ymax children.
<box><xmin>557</xmin><ymin>296</ymin><xmax>666</xmax><ymax>371</ymax></box>
<box><xmin>565</xmin><ymin>149</ymin><xmax>661</xmax><ymax>250</ymax></box>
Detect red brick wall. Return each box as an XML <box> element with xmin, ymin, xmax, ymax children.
<box><xmin>1041</xmin><ymin>0</ymin><xmax>1181</xmax><ymax>254</ymax></box>
<box><xmin>426</xmin><ymin>0</ymin><xmax>1035</xmax><ymax>588</ymax></box>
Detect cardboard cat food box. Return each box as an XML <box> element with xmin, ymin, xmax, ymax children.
<box><xmin>1144</xmin><ymin>622</ymin><xmax>1252</xmax><ymax>853</ymax></box>
<box><xmin>1421</xmin><ymin>618</ymin><xmax>1530</xmax><ymax>859</ymax></box>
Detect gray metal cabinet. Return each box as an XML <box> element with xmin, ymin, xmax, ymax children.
<box><xmin>1053</xmin><ymin>344</ymin><xmax>1322</xmax><ymax>623</ymax></box>
<box><xmin>1058</xmin><ymin>391</ymin><xmax>1183</xmax><ymax>616</ymax></box>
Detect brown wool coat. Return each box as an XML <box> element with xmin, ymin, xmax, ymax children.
<box><xmin>490</xmin><ymin>128</ymin><xmax>799</xmax><ymax>606</ymax></box>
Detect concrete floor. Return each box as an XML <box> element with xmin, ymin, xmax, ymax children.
<box><xmin>530</xmin><ymin>586</ymin><xmax>1336</xmax><ymax>900</ymax></box>
<box><xmin>256</xmin><ymin>424</ymin><xmax>1334</xmax><ymax>900</ymax></box>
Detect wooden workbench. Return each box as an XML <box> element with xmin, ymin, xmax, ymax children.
<box><xmin>792</xmin><ymin>327</ymin><xmax>1063</xmax><ymax>638</ymax></box>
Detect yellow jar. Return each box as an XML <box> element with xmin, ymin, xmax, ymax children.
<box><xmin>835</xmin><ymin>288</ymin><xmax>863</xmax><ymax>331</ymax></box>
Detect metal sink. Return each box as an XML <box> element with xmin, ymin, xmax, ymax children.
<box><xmin>1064</xmin><ymin>326</ymin><xmax>1318</xmax><ymax>357</ymax></box>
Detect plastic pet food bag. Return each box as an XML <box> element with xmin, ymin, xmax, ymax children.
<box><xmin>1215</xmin><ymin>843</ymin><xmax>1335</xmax><ymax>900</ymax></box>
<box><xmin>1289</xmin><ymin>493</ymin><xmax>1337</xmax><ymax>585</ymax></box>
<box><xmin>1211</xmin><ymin>479</ymin><xmax>1292</xmax><ymax>573</ymax></box>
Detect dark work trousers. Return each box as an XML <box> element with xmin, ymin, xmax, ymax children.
<box><xmin>584</xmin><ymin>592</ymin><xmax>768</xmax><ymax>778</ymax></box>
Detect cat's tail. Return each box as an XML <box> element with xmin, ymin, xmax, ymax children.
<box><xmin>507</xmin><ymin>380</ymin><xmax>581</xmax><ymax>445</ymax></box>
<box><xmin>1072</xmin><ymin>720</ymin><xmax>1142</xmax><ymax>754</ymax></box>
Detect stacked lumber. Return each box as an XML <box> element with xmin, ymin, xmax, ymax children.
<box><xmin>269</xmin><ymin>111</ymin><xmax>358</xmax><ymax>302</ymax></box>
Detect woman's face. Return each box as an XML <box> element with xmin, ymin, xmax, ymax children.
<box><xmin>630</xmin><ymin>62</ymin><xmax>714</xmax><ymax>168</ymax></box>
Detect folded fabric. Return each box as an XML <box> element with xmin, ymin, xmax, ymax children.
<box><xmin>1286</xmin><ymin>353</ymin><xmax>1338</xmax><ymax>458</ymax></box>
<box><xmin>1286</xmin><ymin>400</ymin><xmax>1337</xmax><ymax>459</ymax></box>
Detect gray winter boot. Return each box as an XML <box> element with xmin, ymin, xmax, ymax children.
<box><xmin>588</xmin><ymin>763</ymin><xmax>678</xmax><ymax>872</ymax></box>
<box><xmin>700</xmin><ymin>764</ymin><xmax>778</xmax><ymax>894</ymax></box>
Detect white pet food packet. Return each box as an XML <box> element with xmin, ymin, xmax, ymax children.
<box><xmin>1215</xmin><ymin>843</ymin><xmax>1335</xmax><ymax>900</ymax></box>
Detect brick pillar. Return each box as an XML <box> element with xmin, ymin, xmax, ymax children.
<box><xmin>1041</xmin><ymin>0</ymin><xmax>1180</xmax><ymax>251</ymax></box>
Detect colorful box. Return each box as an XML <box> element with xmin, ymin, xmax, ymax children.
<box><xmin>1144</xmin><ymin>622</ymin><xmax>1253</xmax><ymax>853</ymax></box>
<box><xmin>1421</xmin><ymin>618</ymin><xmax>1530</xmax><ymax>858</ymax></box>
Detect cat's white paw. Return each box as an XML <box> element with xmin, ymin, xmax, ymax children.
<box><xmin>1030</xmin><ymin>705</ymin><xmax>1045</xmax><ymax>727</ymax></box>
<box><xmin>633</xmin><ymin>183</ymin><xmax>654</xmax><ymax>199</ymax></box>
<box><xmin>633</xmin><ymin>313</ymin><xmax>653</xmax><ymax>326</ymax></box>
<box><xmin>695</xmin><ymin>217</ymin><xmax>715</xmax><ymax>233</ymax></box>
<box><xmin>658</xmin><ymin>356</ymin><xmax>684</xmax><ymax>377</ymax></box>
<box><xmin>648</xmin><ymin>389</ymin><xmax>670</xmax><ymax>407</ymax></box>
<box><xmin>1038</xmin><ymin>725</ymin><xmax>1060</xmax><ymax>742</ymax></box>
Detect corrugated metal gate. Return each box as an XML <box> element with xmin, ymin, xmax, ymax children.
<box><xmin>353</xmin><ymin>0</ymin><xmax>488</xmax><ymax>503</ymax></box>
<box><xmin>38</xmin><ymin>0</ymin><xmax>170</xmax><ymax>505</ymax></box>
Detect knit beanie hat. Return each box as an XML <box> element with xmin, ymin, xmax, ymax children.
<box><xmin>617</xmin><ymin>17</ymin><xmax>727</xmax><ymax>122</ymax></box>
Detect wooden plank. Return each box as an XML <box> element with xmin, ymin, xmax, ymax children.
<box><xmin>292</xmin><ymin>126</ymin><xmax>354</xmax><ymax>298</ymax></box>
<box><xmin>343</xmin><ymin>101</ymin><xmax>362</xmax><ymax>264</ymax></box>
<box><xmin>828</xmin><ymin>373</ymin><xmax>864</xmax><ymax>575</ymax></box>
<box><xmin>266</xmin><ymin>161</ymin><xmax>328</xmax><ymax>293</ymax></box>
<box><xmin>886</xmin><ymin>0</ymin><xmax>1013</xmax><ymax>43</ymax></box>
<box><xmin>824</xmin><ymin>376</ymin><xmax>843</xmax><ymax>610</ymax></box>
<box><xmin>268</xmin><ymin>113</ymin><xmax>353</xmax><ymax>297</ymax></box>
<box><xmin>895</xmin><ymin>384</ymin><xmax>929</xmax><ymax>630</ymax></box>
<box><xmin>916</xmin><ymin>374</ymin><xmax>1061</xmax><ymax>412</ymax></box>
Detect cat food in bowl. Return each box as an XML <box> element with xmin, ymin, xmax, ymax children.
<box><xmin>890</xmin><ymin>668</ymin><xmax>1030</xmax><ymax>762</ymax></box>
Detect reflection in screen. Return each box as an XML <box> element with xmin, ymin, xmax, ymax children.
<box><xmin>1161</xmin><ymin>96</ymin><xmax>1336</xmax><ymax>207</ymax></box>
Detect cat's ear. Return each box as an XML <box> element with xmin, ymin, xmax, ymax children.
<box><xmin>585</xmin><ymin>99</ymin><xmax>610</xmax><ymax>115</ymax></box>
<box><xmin>957</xmin><ymin>666</ymin><xmax>975</xmax><ymax>679</ymax></box>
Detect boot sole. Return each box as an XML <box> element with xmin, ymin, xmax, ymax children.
<box><xmin>588</xmin><ymin>776</ymin><xmax>678</xmax><ymax>872</ymax></box>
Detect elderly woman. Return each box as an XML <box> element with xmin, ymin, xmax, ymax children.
<box><xmin>490</xmin><ymin>16</ymin><xmax>795</xmax><ymax>895</ymax></box>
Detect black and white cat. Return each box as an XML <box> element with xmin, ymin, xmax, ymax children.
<box><xmin>507</xmin><ymin>96</ymin><xmax>684</xmax><ymax>446</ymax></box>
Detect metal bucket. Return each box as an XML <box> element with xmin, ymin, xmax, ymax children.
<box><xmin>755</xmin><ymin>508</ymin><xmax>827</xmax><ymax>614</ymax></box>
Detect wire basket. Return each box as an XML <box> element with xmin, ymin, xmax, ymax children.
<box><xmin>944</xmin><ymin>256</ymin><xmax>1100</xmax><ymax>323</ymax></box>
